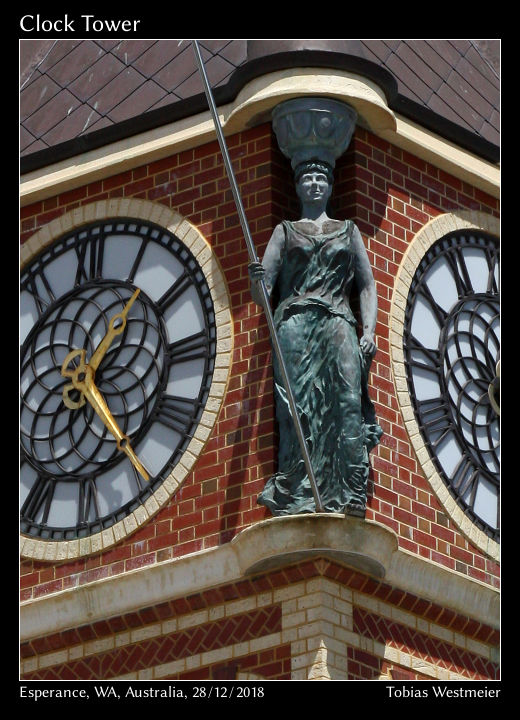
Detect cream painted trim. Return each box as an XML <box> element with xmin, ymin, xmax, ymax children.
<box><xmin>381</xmin><ymin>114</ymin><xmax>500</xmax><ymax>199</ymax></box>
<box><xmin>20</xmin><ymin>113</ymin><xmax>218</xmax><ymax>207</ymax></box>
<box><xmin>20</xmin><ymin>68</ymin><xmax>499</xmax><ymax>206</ymax></box>
<box><xmin>390</xmin><ymin>210</ymin><xmax>500</xmax><ymax>562</ymax></box>
<box><xmin>20</xmin><ymin>514</ymin><xmax>499</xmax><ymax>643</ymax></box>
<box><xmin>20</xmin><ymin>198</ymin><xmax>233</xmax><ymax>562</ymax></box>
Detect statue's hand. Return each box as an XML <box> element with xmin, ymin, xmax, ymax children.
<box><xmin>248</xmin><ymin>262</ymin><xmax>265</xmax><ymax>283</ymax></box>
<box><xmin>247</xmin><ymin>262</ymin><xmax>268</xmax><ymax>308</ymax></box>
<box><xmin>360</xmin><ymin>334</ymin><xmax>376</xmax><ymax>357</ymax></box>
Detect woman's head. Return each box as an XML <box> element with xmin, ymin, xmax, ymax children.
<box><xmin>294</xmin><ymin>161</ymin><xmax>334</xmax><ymax>209</ymax></box>
<box><xmin>294</xmin><ymin>161</ymin><xmax>334</xmax><ymax>185</ymax></box>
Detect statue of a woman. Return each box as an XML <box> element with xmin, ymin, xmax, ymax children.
<box><xmin>249</xmin><ymin>160</ymin><xmax>382</xmax><ymax>516</ymax></box>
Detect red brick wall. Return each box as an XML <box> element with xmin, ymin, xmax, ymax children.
<box><xmin>334</xmin><ymin>129</ymin><xmax>499</xmax><ymax>589</ymax></box>
<box><xmin>19</xmin><ymin>123</ymin><xmax>500</xmax><ymax>602</ymax></box>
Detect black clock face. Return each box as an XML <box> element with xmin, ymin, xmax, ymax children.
<box><xmin>404</xmin><ymin>232</ymin><xmax>499</xmax><ymax>540</ymax></box>
<box><xmin>20</xmin><ymin>219</ymin><xmax>216</xmax><ymax>542</ymax></box>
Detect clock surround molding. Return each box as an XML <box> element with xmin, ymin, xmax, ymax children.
<box><xmin>20</xmin><ymin>198</ymin><xmax>233</xmax><ymax>562</ymax></box>
<box><xmin>389</xmin><ymin>209</ymin><xmax>500</xmax><ymax>562</ymax></box>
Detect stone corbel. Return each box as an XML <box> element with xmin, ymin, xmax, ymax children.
<box><xmin>231</xmin><ymin>513</ymin><xmax>396</xmax><ymax>578</ymax></box>
<box><xmin>223</xmin><ymin>67</ymin><xmax>397</xmax><ymax>136</ymax></box>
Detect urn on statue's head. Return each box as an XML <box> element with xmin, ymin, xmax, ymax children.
<box><xmin>272</xmin><ymin>97</ymin><xmax>358</xmax><ymax>174</ymax></box>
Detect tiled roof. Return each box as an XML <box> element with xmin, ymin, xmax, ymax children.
<box><xmin>20</xmin><ymin>39</ymin><xmax>499</xmax><ymax>169</ymax></box>
<box><xmin>361</xmin><ymin>40</ymin><xmax>499</xmax><ymax>146</ymax></box>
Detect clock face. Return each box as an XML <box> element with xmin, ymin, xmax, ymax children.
<box><xmin>403</xmin><ymin>232</ymin><xmax>499</xmax><ymax>540</ymax></box>
<box><xmin>20</xmin><ymin>218</ymin><xmax>216</xmax><ymax>544</ymax></box>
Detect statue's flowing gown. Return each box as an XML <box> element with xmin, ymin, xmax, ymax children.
<box><xmin>258</xmin><ymin>219</ymin><xmax>382</xmax><ymax>514</ymax></box>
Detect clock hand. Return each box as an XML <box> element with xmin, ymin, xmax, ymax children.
<box><xmin>488</xmin><ymin>359</ymin><xmax>500</xmax><ymax>416</ymax></box>
<box><xmin>61</xmin><ymin>288</ymin><xmax>141</xmax><ymax>407</ymax></box>
<box><xmin>89</xmin><ymin>287</ymin><xmax>141</xmax><ymax>372</ymax></box>
<box><xmin>61</xmin><ymin>349</ymin><xmax>150</xmax><ymax>482</ymax></box>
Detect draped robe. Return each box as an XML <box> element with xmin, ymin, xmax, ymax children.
<box><xmin>257</xmin><ymin>219</ymin><xmax>382</xmax><ymax>515</ymax></box>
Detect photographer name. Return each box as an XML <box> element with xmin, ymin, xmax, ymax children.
<box><xmin>387</xmin><ymin>684</ymin><xmax>501</xmax><ymax>700</ymax></box>
<box><xmin>20</xmin><ymin>14</ymin><xmax>141</xmax><ymax>33</ymax></box>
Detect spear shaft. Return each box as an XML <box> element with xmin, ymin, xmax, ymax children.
<box><xmin>192</xmin><ymin>40</ymin><xmax>324</xmax><ymax>512</ymax></box>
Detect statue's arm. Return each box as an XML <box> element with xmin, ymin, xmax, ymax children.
<box><xmin>351</xmin><ymin>224</ymin><xmax>378</xmax><ymax>356</ymax></box>
<box><xmin>248</xmin><ymin>222</ymin><xmax>286</xmax><ymax>307</ymax></box>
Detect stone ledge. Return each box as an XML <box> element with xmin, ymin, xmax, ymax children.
<box><xmin>20</xmin><ymin>514</ymin><xmax>499</xmax><ymax>643</ymax></box>
<box><xmin>231</xmin><ymin>514</ymin><xmax>397</xmax><ymax>578</ymax></box>
<box><xmin>223</xmin><ymin>68</ymin><xmax>396</xmax><ymax>135</ymax></box>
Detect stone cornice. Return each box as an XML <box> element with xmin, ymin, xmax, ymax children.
<box><xmin>20</xmin><ymin>514</ymin><xmax>499</xmax><ymax>643</ymax></box>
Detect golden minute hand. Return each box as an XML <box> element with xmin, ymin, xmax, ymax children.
<box><xmin>61</xmin><ymin>349</ymin><xmax>149</xmax><ymax>482</ymax></box>
<box><xmin>89</xmin><ymin>288</ymin><xmax>141</xmax><ymax>372</ymax></box>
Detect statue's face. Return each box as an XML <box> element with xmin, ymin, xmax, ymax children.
<box><xmin>296</xmin><ymin>171</ymin><xmax>332</xmax><ymax>205</ymax></box>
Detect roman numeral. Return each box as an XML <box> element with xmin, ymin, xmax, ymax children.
<box><xmin>415</xmin><ymin>397</ymin><xmax>453</xmax><ymax>448</ymax></box>
<box><xmin>418</xmin><ymin>282</ymin><xmax>448</xmax><ymax>326</ymax></box>
<box><xmin>167</xmin><ymin>331</ymin><xmax>209</xmax><ymax>364</ymax></box>
<box><xmin>450</xmin><ymin>454</ymin><xmax>479</xmax><ymax>499</ymax></box>
<box><xmin>152</xmin><ymin>394</ymin><xmax>201</xmax><ymax>433</ymax></box>
<box><xmin>157</xmin><ymin>271</ymin><xmax>192</xmax><ymax>312</ymax></box>
<box><xmin>24</xmin><ymin>266</ymin><xmax>55</xmax><ymax>315</ymax></box>
<box><xmin>130</xmin><ymin>460</ymin><xmax>149</xmax><ymax>491</ymax></box>
<box><xmin>74</xmin><ymin>235</ymin><xmax>105</xmax><ymax>284</ymax></box>
<box><xmin>406</xmin><ymin>335</ymin><xmax>442</xmax><ymax>370</ymax></box>
<box><xmin>20</xmin><ymin>474</ymin><xmax>55</xmax><ymax>526</ymax></box>
<box><xmin>445</xmin><ymin>245</ymin><xmax>474</xmax><ymax>297</ymax></box>
<box><xmin>127</xmin><ymin>239</ymin><xmax>147</xmax><ymax>283</ymax></box>
<box><xmin>485</xmin><ymin>244</ymin><xmax>499</xmax><ymax>295</ymax></box>
<box><xmin>77</xmin><ymin>477</ymin><xmax>101</xmax><ymax>526</ymax></box>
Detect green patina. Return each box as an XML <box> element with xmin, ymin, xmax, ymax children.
<box><xmin>250</xmin><ymin>97</ymin><xmax>382</xmax><ymax>516</ymax></box>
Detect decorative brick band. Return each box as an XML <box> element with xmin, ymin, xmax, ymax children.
<box><xmin>22</xmin><ymin>604</ymin><xmax>282</xmax><ymax>680</ymax></box>
<box><xmin>348</xmin><ymin>647</ymin><xmax>425</xmax><ymax>680</ymax></box>
<box><xmin>178</xmin><ymin>645</ymin><xmax>292</xmax><ymax>680</ymax></box>
<box><xmin>353</xmin><ymin>606</ymin><xmax>499</xmax><ymax>680</ymax></box>
<box><xmin>21</xmin><ymin>558</ymin><xmax>498</xmax><ymax>676</ymax></box>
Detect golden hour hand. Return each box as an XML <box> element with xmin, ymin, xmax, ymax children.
<box><xmin>61</xmin><ymin>349</ymin><xmax>149</xmax><ymax>482</ymax></box>
<box><xmin>60</xmin><ymin>287</ymin><xmax>141</xmax><ymax>408</ymax></box>
<box><xmin>60</xmin><ymin>287</ymin><xmax>149</xmax><ymax>482</ymax></box>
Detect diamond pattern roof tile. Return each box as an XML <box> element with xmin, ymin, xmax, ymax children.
<box><xmin>19</xmin><ymin>39</ymin><xmax>499</xmax><ymax>167</ymax></box>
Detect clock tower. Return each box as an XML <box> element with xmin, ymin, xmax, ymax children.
<box><xmin>20</xmin><ymin>39</ymin><xmax>500</xmax><ymax>690</ymax></box>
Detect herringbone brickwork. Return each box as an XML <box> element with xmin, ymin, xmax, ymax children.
<box><xmin>177</xmin><ymin>646</ymin><xmax>292</xmax><ymax>680</ymax></box>
<box><xmin>353</xmin><ymin>606</ymin><xmax>498</xmax><ymax>680</ymax></box>
<box><xmin>22</xmin><ymin>605</ymin><xmax>282</xmax><ymax>680</ymax></box>
<box><xmin>21</xmin><ymin>559</ymin><xmax>498</xmax><ymax>681</ymax></box>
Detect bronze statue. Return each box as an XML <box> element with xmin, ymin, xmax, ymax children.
<box><xmin>249</xmin><ymin>156</ymin><xmax>382</xmax><ymax>517</ymax></box>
